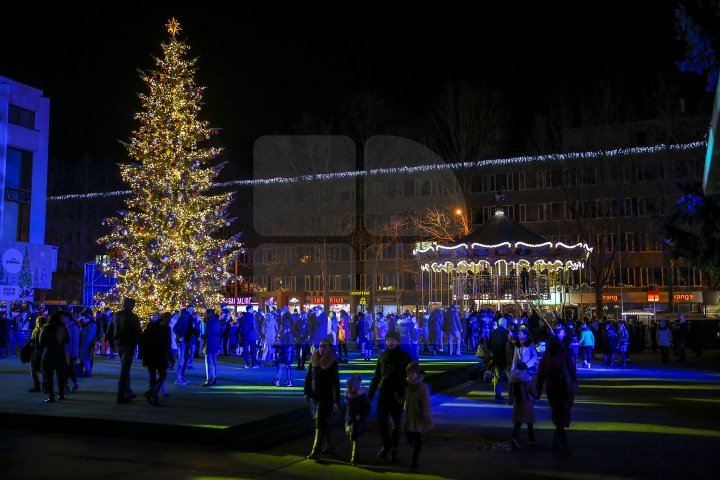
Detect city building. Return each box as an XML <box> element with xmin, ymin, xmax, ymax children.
<box><xmin>0</xmin><ymin>75</ymin><xmax>57</xmax><ymax>303</ymax></box>
<box><xmin>249</xmin><ymin>116</ymin><xmax>713</xmax><ymax>321</ymax></box>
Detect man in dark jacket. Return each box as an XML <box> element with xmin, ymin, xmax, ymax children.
<box><xmin>173</xmin><ymin>307</ymin><xmax>194</xmax><ymax>384</ymax></box>
<box><xmin>488</xmin><ymin>317</ymin><xmax>509</xmax><ymax>400</ymax></box>
<box><xmin>294</xmin><ymin>312</ymin><xmax>311</xmax><ymax>370</ymax></box>
<box><xmin>239</xmin><ymin>305</ymin><xmax>258</xmax><ymax>368</ymax></box>
<box><xmin>429</xmin><ymin>308</ymin><xmax>443</xmax><ymax>355</ymax></box>
<box><xmin>368</xmin><ymin>330</ymin><xmax>412</xmax><ymax>462</ymax></box>
<box><xmin>109</xmin><ymin>297</ymin><xmax>141</xmax><ymax>403</ymax></box>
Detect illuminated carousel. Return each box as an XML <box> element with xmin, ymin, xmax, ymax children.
<box><xmin>413</xmin><ymin>208</ymin><xmax>592</xmax><ymax>311</ymax></box>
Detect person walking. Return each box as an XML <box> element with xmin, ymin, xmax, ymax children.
<box><xmin>173</xmin><ymin>307</ymin><xmax>194</xmax><ymax>384</ymax></box>
<box><xmin>656</xmin><ymin>320</ymin><xmax>672</xmax><ymax>363</ymax></box>
<box><xmin>108</xmin><ymin>297</ymin><xmax>141</xmax><ymax>404</ymax></box>
<box><xmin>579</xmin><ymin>323</ymin><xmax>595</xmax><ymax>368</ymax></box>
<box><xmin>39</xmin><ymin>312</ymin><xmax>69</xmax><ymax>403</ymax></box>
<box><xmin>368</xmin><ymin>330</ymin><xmax>412</xmax><ymax>462</ymax></box>
<box><xmin>508</xmin><ymin>361</ymin><xmax>537</xmax><ymax>449</ymax></box>
<box><xmin>304</xmin><ymin>338</ymin><xmax>341</xmax><ymax>460</ymax></box>
<box><xmin>260</xmin><ymin>309</ymin><xmax>278</xmax><ymax>365</ymax></box>
<box><xmin>344</xmin><ymin>374</ymin><xmax>371</xmax><ymax>466</ymax></box>
<box><xmin>28</xmin><ymin>315</ymin><xmax>48</xmax><ymax>393</ymax></box>
<box><xmin>447</xmin><ymin>305</ymin><xmax>463</xmax><ymax>356</ymax></box>
<box><xmin>337</xmin><ymin>310</ymin><xmax>351</xmax><ymax>363</ymax></box>
<box><xmin>396</xmin><ymin>312</ymin><xmax>418</xmax><ymax>362</ymax></box>
<box><xmin>239</xmin><ymin>305</ymin><xmax>259</xmax><ymax>369</ymax></box>
<box><xmin>294</xmin><ymin>311</ymin><xmax>311</xmax><ymax>370</ymax></box>
<box><xmin>617</xmin><ymin>320</ymin><xmax>630</xmax><ymax>367</ymax></box>
<box><xmin>273</xmin><ymin>307</ymin><xmax>295</xmax><ymax>387</ymax></box>
<box><xmin>63</xmin><ymin>311</ymin><xmax>80</xmax><ymax>393</ymax></box>
<box><xmin>488</xmin><ymin>317</ymin><xmax>509</xmax><ymax>400</ymax></box>
<box><xmin>202</xmin><ymin>308</ymin><xmax>221</xmax><ymax>386</ymax></box>
<box><xmin>428</xmin><ymin>308</ymin><xmax>443</xmax><ymax>356</ymax></box>
<box><xmin>402</xmin><ymin>362</ymin><xmax>433</xmax><ymax>469</ymax></box>
<box><xmin>139</xmin><ymin>312</ymin><xmax>172</xmax><ymax>405</ymax></box>
<box><xmin>536</xmin><ymin>335</ymin><xmax>577</xmax><ymax>451</ymax></box>
<box><xmin>79</xmin><ymin>309</ymin><xmax>97</xmax><ymax>378</ymax></box>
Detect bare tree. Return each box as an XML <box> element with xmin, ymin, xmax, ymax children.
<box><xmin>409</xmin><ymin>206</ymin><xmax>470</xmax><ymax>244</ymax></box>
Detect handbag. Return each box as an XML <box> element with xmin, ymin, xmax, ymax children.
<box><xmin>560</xmin><ymin>359</ymin><xmax>579</xmax><ymax>395</ymax></box>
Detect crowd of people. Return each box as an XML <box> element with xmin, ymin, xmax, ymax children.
<box><xmin>2</xmin><ymin>298</ymin><xmax>713</xmax><ymax>468</ymax></box>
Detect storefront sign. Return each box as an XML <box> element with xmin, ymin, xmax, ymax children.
<box><xmin>350</xmin><ymin>291</ymin><xmax>370</xmax><ymax>296</ymax></box>
<box><xmin>0</xmin><ymin>241</ymin><xmax>57</xmax><ymax>301</ymax></box>
<box><xmin>359</xmin><ymin>296</ymin><xmax>367</xmax><ymax>305</ymax></box>
<box><xmin>224</xmin><ymin>297</ymin><xmax>254</xmax><ymax>305</ymax></box>
<box><xmin>602</xmin><ymin>295</ymin><xmax>619</xmax><ymax>302</ymax></box>
<box><xmin>311</xmin><ymin>297</ymin><xmax>345</xmax><ymax>304</ymax></box>
<box><xmin>674</xmin><ymin>293</ymin><xmax>695</xmax><ymax>302</ymax></box>
<box><xmin>647</xmin><ymin>291</ymin><xmax>660</xmax><ymax>302</ymax></box>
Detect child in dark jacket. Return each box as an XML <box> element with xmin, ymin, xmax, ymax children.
<box><xmin>344</xmin><ymin>374</ymin><xmax>371</xmax><ymax>466</ymax></box>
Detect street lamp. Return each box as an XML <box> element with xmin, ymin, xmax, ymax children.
<box><xmin>455</xmin><ymin>207</ymin><xmax>470</xmax><ymax>236</ymax></box>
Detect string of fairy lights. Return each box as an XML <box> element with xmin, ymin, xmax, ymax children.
<box><xmin>47</xmin><ymin>140</ymin><xmax>706</xmax><ymax>201</ymax></box>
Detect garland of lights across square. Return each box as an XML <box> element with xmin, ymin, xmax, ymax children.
<box><xmin>413</xmin><ymin>208</ymin><xmax>592</xmax><ymax>306</ymax></box>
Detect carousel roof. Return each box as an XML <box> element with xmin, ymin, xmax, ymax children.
<box><xmin>457</xmin><ymin>208</ymin><xmax>548</xmax><ymax>246</ymax></box>
<box><xmin>413</xmin><ymin>209</ymin><xmax>592</xmax><ymax>272</ymax></box>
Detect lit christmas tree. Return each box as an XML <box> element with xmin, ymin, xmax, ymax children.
<box><xmin>19</xmin><ymin>247</ymin><xmax>33</xmax><ymax>298</ymax></box>
<box><xmin>98</xmin><ymin>19</ymin><xmax>242</xmax><ymax>317</ymax></box>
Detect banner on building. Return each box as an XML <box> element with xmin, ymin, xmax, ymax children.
<box><xmin>0</xmin><ymin>241</ymin><xmax>57</xmax><ymax>301</ymax></box>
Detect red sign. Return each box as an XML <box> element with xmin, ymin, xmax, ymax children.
<box><xmin>310</xmin><ymin>297</ymin><xmax>346</xmax><ymax>304</ymax></box>
<box><xmin>647</xmin><ymin>291</ymin><xmax>660</xmax><ymax>302</ymax></box>
<box><xmin>674</xmin><ymin>293</ymin><xmax>695</xmax><ymax>302</ymax></box>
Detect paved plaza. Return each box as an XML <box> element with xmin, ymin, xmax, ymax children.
<box><xmin>1</xmin><ymin>349</ymin><xmax>719</xmax><ymax>479</ymax></box>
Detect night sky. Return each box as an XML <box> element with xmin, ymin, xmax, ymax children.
<box><xmin>0</xmin><ymin>2</ymin><xmax>701</xmax><ymax>176</ymax></box>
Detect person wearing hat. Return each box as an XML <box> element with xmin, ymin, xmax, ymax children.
<box><xmin>368</xmin><ymin>330</ymin><xmax>412</xmax><ymax>462</ymax></box>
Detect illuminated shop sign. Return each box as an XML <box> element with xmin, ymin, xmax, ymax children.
<box><xmin>602</xmin><ymin>295</ymin><xmax>619</xmax><ymax>302</ymax></box>
<box><xmin>674</xmin><ymin>293</ymin><xmax>695</xmax><ymax>302</ymax></box>
<box><xmin>311</xmin><ymin>297</ymin><xmax>346</xmax><ymax>304</ymax></box>
<box><xmin>224</xmin><ymin>297</ymin><xmax>254</xmax><ymax>305</ymax></box>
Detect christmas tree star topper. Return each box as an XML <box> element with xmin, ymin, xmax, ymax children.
<box><xmin>167</xmin><ymin>18</ymin><xmax>181</xmax><ymax>37</ymax></box>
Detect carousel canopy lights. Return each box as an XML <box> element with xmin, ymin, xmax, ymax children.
<box><xmin>414</xmin><ymin>206</ymin><xmax>591</xmax><ymax>273</ymax></box>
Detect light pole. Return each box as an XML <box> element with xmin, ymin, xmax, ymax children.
<box><xmin>455</xmin><ymin>208</ymin><xmax>471</xmax><ymax>236</ymax></box>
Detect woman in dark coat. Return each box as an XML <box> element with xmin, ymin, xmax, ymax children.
<box><xmin>39</xmin><ymin>312</ymin><xmax>69</xmax><ymax>403</ymax></box>
<box><xmin>28</xmin><ymin>316</ymin><xmax>48</xmax><ymax>392</ymax></box>
<box><xmin>304</xmin><ymin>337</ymin><xmax>341</xmax><ymax>460</ymax></box>
<box><xmin>536</xmin><ymin>334</ymin><xmax>577</xmax><ymax>450</ymax></box>
<box><xmin>140</xmin><ymin>312</ymin><xmax>172</xmax><ymax>405</ymax></box>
